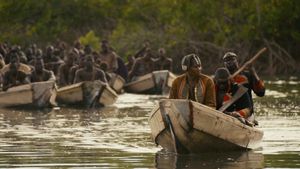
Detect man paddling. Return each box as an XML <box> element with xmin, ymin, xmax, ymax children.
<box><xmin>169</xmin><ymin>54</ymin><xmax>216</xmax><ymax>109</ymax></box>
<box><xmin>223</xmin><ymin>52</ymin><xmax>265</xmax><ymax>114</ymax></box>
<box><xmin>214</xmin><ymin>68</ymin><xmax>252</xmax><ymax>123</ymax></box>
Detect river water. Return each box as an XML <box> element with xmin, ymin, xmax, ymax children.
<box><xmin>0</xmin><ymin>77</ymin><xmax>299</xmax><ymax>169</ymax></box>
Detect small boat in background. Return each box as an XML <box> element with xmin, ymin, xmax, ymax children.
<box><xmin>149</xmin><ymin>99</ymin><xmax>263</xmax><ymax>153</ymax></box>
<box><xmin>108</xmin><ymin>73</ymin><xmax>125</xmax><ymax>93</ymax></box>
<box><xmin>0</xmin><ymin>81</ymin><xmax>57</xmax><ymax>108</ymax></box>
<box><xmin>124</xmin><ymin>70</ymin><xmax>176</xmax><ymax>95</ymax></box>
<box><xmin>56</xmin><ymin>80</ymin><xmax>117</xmax><ymax>107</ymax></box>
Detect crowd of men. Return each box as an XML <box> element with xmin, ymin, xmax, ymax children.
<box><xmin>0</xmin><ymin>40</ymin><xmax>173</xmax><ymax>91</ymax></box>
<box><xmin>0</xmin><ymin>39</ymin><xmax>265</xmax><ymax>125</ymax></box>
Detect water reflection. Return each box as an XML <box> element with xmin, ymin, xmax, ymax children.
<box><xmin>155</xmin><ymin>150</ymin><xmax>264</xmax><ymax>169</ymax></box>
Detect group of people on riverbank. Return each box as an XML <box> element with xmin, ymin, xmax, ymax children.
<box><xmin>169</xmin><ymin>52</ymin><xmax>265</xmax><ymax>125</ymax></box>
<box><xmin>0</xmin><ymin>40</ymin><xmax>173</xmax><ymax>91</ymax></box>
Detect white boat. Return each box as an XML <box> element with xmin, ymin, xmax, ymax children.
<box><xmin>0</xmin><ymin>81</ymin><xmax>57</xmax><ymax>108</ymax></box>
<box><xmin>149</xmin><ymin>99</ymin><xmax>263</xmax><ymax>153</ymax></box>
<box><xmin>125</xmin><ymin>70</ymin><xmax>176</xmax><ymax>94</ymax></box>
<box><xmin>56</xmin><ymin>80</ymin><xmax>117</xmax><ymax>107</ymax></box>
<box><xmin>108</xmin><ymin>73</ymin><xmax>125</xmax><ymax>93</ymax></box>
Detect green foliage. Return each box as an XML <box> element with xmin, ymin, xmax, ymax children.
<box><xmin>0</xmin><ymin>0</ymin><xmax>299</xmax><ymax>74</ymax></box>
<box><xmin>79</xmin><ymin>31</ymin><xmax>100</xmax><ymax>51</ymax></box>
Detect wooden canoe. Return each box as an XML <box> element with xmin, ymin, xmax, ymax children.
<box><xmin>108</xmin><ymin>73</ymin><xmax>125</xmax><ymax>93</ymax></box>
<box><xmin>124</xmin><ymin>70</ymin><xmax>176</xmax><ymax>94</ymax></box>
<box><xmin>0</xmin><ymin>81</ymin><xmax>57</xmax><ymax>108</ymax></box>
<box><xmin>56</xmin><ymin>80</ymin><xmax>118</xmax><ymax>107</ymax></box>
<box><xmin>149</xmin><ymin>99</ymin><xmax>263</xmax><ymax>153</ymax></box>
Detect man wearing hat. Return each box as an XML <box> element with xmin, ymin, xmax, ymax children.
<box><xmin>223</xmin><ymin>52</ymin><xmax>265</xmax><ymax>114</ymax></box>
<box><xmin>169</xmin><ymin>54</ymin><xmax>216</xmax><ymax>109</ymax></box>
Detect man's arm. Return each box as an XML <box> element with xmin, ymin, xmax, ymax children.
<box><xmin>111</xmin><ymin>53</ymin><xmax>119</xmax><ymax>72</ymax></box>
<box><xmin>73</xmin><ymin>70</ymin><xmax>81</xmax><ymax>84</ymax></box>
<box><xmin>97</xmin><ymin>69</ymin><xmax>108</xmax><ymax>83</ymax></box>
<box><xmin>248</xmin><ymin>67</ymin><xmax>265</xmax><ymax>97</ymax></box>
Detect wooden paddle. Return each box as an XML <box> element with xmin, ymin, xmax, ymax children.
<box><xmin>230</xmin><ymin>47</ymin><xmax>267</xmax><ymax>79</ymax></box>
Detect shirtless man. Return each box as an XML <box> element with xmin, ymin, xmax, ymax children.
<box><xmin>31</xmin><ymin>57</ymin><xmax>55</xmax><ymax>82</ymax></box>
<box><xmin>99</xmin><ymin>40</ymin><xmax>118</xmax><ymax>73</ymax></box>
<box><xmin>58</xmin><ymin>51</ymin><xmax>77</xmax><ymax>86</ymax></box>
<box><xmin>74</xmin><ymin>55</ymin><xmax>107</xmax><ymax>83</ymax></box>
<box><xmin>128</xmin><ymin>49</ymin><xmax>154</xmax><ymax>81</ymax></box>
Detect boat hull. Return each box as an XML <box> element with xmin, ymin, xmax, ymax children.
<box><xmin>108</xmin><ymin>73</ymin><xmax>125</xmax><ymax>93</ymax></box>
<box><xmin>149</xmin><ymin>99</ymin><xmax>263</xmax><ymax>153</ymax></box>
<box><xmin>0</xmin><ymin>81</ymin><xmax>57</xmax><ymax>108</ymax></box>
<box><xmin>56</xmin><ymin>81</ymin><xmax>117</xmax><ymax>107</ymax></box>
<box><xmin>125</xmin><ymin>70</ymin><xmax>176</xmax><ymax>94</ymax></box>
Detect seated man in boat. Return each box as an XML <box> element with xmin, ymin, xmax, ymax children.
<box><xmin>58</xmin><ymin>51</ymin><xmax>77</xmax><ymax>86</ymax></box>
<box><xmin>128</xmin><ymin>49</ymin><xmax>154</xmax><ymax>81</ymax></box>
<box><xmin>68</xmin><ymin>54</ymin><xmax>85</xmax><ymax>84</ymax></box>
<box><xmin>214</xmin><ymin>67</ymin><xmax>253</xmax><ymax>124</ymax></box>
<box><xmin>31</xmin><ymin>56</ymin><xmax>55</xmax><ymax>82</ymax></box>
<box><xmin>99</xmin><ymin>40</ymin><xmax>118</xmax><ymax>73</ymax></box>
<box><xmin>2</xmin><ymin>52</ymin><xmax>30</xmax><ymax>91</ymax></box>
<box><xmin>223</xmin><ymin>52</ymin><xmax>265</xmax><ymax>114</ymax></box>
<box><xmin>152</xmin><ymin>48</ymin><xmax>173</xmax><ymax>72</ymax></box>
<box><xmin>114</xmin><ymin>56</ymin><xmax>128</xmax><ymax>82</ymax></box>
<box><xmin>74</xmin><ymin>55</ymin><xmax>107</xmax><ymax>83</ymax></box>
<box><xmin>44</xmin><ymin>46</ymin><xmax>64</xmax><ymax>76</ymax></box>
<box><xmin>169</xmin><ymin>54</ymin><xmax>216</xmax><ymax>109</ymax></box>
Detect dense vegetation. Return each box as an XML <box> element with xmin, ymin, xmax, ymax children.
<box><xmin>0</xmin><ymin>0</ymin><xmax>299</xmax><ymax>75</ymax></box>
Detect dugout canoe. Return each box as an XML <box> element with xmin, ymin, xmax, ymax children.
<box><xmin>149</xmin><ymin>99</ymin><xmax>263</xmax><ymax>153</ymax></box>
<box><xmin>108</xmin><ymin>73</ymin><xmax>125</xmax><ymax>93</ymax></box>
<box><xmin>0</xmin><ymin>81</ymin><xmax>57</xmax><ymax>108</ymax></box>
<box><xmin>124</xmin><ymin>70</ymin><xmax>176</xmax><ymax>94</ymax></box>
<box><xmin>56</xmin><ymin>80</ymin><xmax>117</xmax><ymax>107</ymax></box>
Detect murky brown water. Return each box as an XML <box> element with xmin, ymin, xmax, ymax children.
<box><xmin>0</xmin><ymin>77</ymin><xmax>299</xmax><ymax>168</ymax></box>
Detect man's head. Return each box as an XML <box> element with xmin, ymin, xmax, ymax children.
<box><xmin>100</xmin><ymin>62</ymin><xmax>108</xmax><ymax>72</ymax></box>
<box><xmin>214</xmin><ymin>67</ymin><xmax>231</xmax><ymax>92</ymax></box>
<box><xmin>101</xmin><ymin>40</ymin><xmax>109</xmax><ymax>52</ymax></box>
<box><xmin>181</xmin><ymin>54</ymin><xmax>202</xmax><ymax>77</ymax></box>
<box><xmin>74</xmin><ymin>40</ymin><xmax>82</xmax><ymax>50</ymax></box>
<box><xmin>223</xmin><ymin>52</ymin><xmax>239</xmax><ymax>73</ymax></box>
<box><xmin>85</xmin><ymin>55</ymin><xmax>94</xmax><ymax>70</ymax></box>
<box><xmin>78</xmin><ymin>55</ymin><xmax>85</xmax><ymax>67</ymax></box>
<box><xmin>36</xmin><ymin>49</ymin><xmax>43</xmax><ymax>58</ymax></box>
<box><xmin>158</xmin><ymin>48</ymin><xmax>166</xmax><ymax>58</ymax></box>
<box><xmin>46</xmin><ymin>45</ymin><xmax>54</xmax><ymax>56</ymax></box>
<box><xmin>84</xmin><ymin>45</ymin><xmax>92</xmax><ymax>54</ymax></box>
